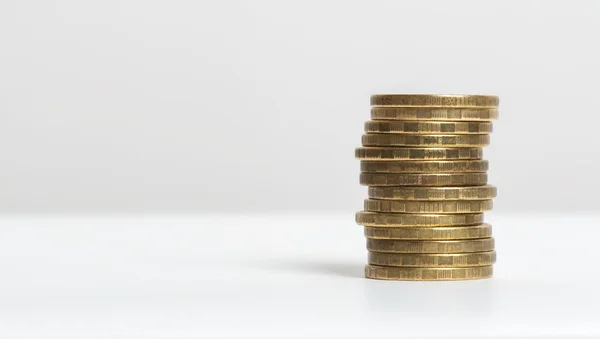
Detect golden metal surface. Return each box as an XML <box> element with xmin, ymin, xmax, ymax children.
<box><xmin>364</xmin><ymin>120</ymin><xmax>493</xmax><ymax>134</ymax></box>
<box><xmin>362</xmin><ymin>134</ymin><xmax>490</xmax><ymax>147</ymax></box>
<box><xmin>366</xmin><ymin>238</ymin><xmax>495</xmax><ymax>253</ymax></box>
<box><xmin>370</xmin><ymin>94</ymin><xmax>499</xmax><ymax>107</ymax></box>
<box><xmin>355</xmin><ymin>212</ymin><xmax>485</xmax><ymax>227</ymax></box>
<box><xmin>355</xmin><ymin>147</ymin><xmax>483</xmax><ymax>161</ymax></box>
<box><xmin>365</xmin><ymin>265</ymin><xmax>493</xmax><ymax>280</ymax></box>
<box><xmin>361</xmin><ymin>160</ymin><xmax>489</xmax><ymax>173</ymax></box>
<box><xmin>364</xmin><ymin>223</ymin><xmax>492</xmax><ymax>240</ymax></box>
<box><xmin>356</xmin><ymin>94</ymin><xmax>499</xmax><ymax>281</ymax></box>
<box><xmin>371</xmin><ymin>107</ymin><xmax>499</xmax><ymax>121</ymax></box>
<box><xmin>368</xmin><ymin>251</ymin><xmax>496</xmax><ymax>267</ymax></box>
<box><xmin>368</xmin><ymin>185</ymin><xmax>497</xmax><ymax>200</ymax></box>
<box><xmin>364</xmin><ymin>199</ymin><xmax>493</xmax><ymax>213</ymax></box>
<box><xmin>360</xmin><ymin>172</ymin><xmax>488</xmax><ymax>186</ymax></box>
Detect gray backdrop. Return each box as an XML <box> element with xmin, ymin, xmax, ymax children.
<box><xmin>1</xmin><ymin>0</ymin><xmax>598</xmax><ymax>213</ymax></box>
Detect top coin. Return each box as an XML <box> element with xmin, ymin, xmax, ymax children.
<box><xmin>371</xmin><ymin>94</ymin><xmax>499</xmax><ymax>107</ymax></box>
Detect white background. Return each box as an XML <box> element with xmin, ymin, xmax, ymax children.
<box><xmin>2</xmin><ymin>214</ymin><xmax>600</xmax><ymax>339</ymax></box>
<box><xmin>2</xmin><ymin>2</ymin><xmax>600</xmax><ymax>338</ymax></box>
<box><xmin>1</xmin><ymin>0</ymin><xmax>599</xmax><ymax>214</ymax></box>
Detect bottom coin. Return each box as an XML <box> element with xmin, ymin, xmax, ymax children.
<box><xmin>365</xmin><ymin>265</ymin><xmax>493</xmax><ymax>281</ymax></box>
<box><xmin>368</xmin><ymin>251</ymin><xmax>496</xmax><ymax>267</ymax></box>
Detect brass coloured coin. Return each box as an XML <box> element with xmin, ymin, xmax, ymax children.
<box><xmin>371</xmin><ymin>107</ymin><xmax>499</xmax><ymax>121</ymax></box>
<box><xmin>364</xmin><ymin>120</ymin><xmax>493</xmax><ymax>134</ymax></box>
<box><xmin>360</xmin><ymin>172</ymin><xmax>488</xmax><ymax>186</ymax></box>
<box><xmin>370</xmin><ymin>94</ymin><xmax>499</xmax><ymax>107</ymax></box>
<box><xmin>355</xmin><ymin>147</ymin><xmax>483</xmax><ymax>161</ymax></box>
<box><xmin>364</xmin><ymin>223</ymin><xmax>492</xmax><ymax>240</ymax></box>
<box><xmin>365</xmin><ymin>264</ymin><xmax>493</xmax><ymax>280</ymax></box>
<box><xmin>360</xmin><ymin>160</ymin><xmax>489</xmax><ymax>173</ymax></box>
<box><xmin>368</xmin><ymin>185</ymin><xmax>497</xmax><ymax>200</ymax></box>
<box><xmin>366</xmin><ymin>238</ymin><xmax>495</xmax><ymax>253</ymax></box>
<box><xmin>368</xmin><ymin>251</ymin><xmax>497</xmax><ymax>267</ymax></box>
<box><xmin>364</xmin><ymin>199</ymin><xmax>493</xmax><ymax>213</ymax></box>
<box><xmin>355</xmin><ymin>212</ymin><xmax>484</xmax><ymax>227</ymax></box>
<box><xmin>362</xmin><ymin>134</ymin><xmax>490</xmax><ymax>147</ymax></box>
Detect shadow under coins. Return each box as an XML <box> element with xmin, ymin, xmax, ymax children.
<box><xmin>252</xmin><ymin>258</ymin><xmax>365</xmax><ymax>279</ymax></box>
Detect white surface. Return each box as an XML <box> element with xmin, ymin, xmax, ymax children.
<box><xmin>1</xmin><ymin>214</ymin><xmax>598</xmax><ymax>339</ymax></box>
<box><xmin>2</xmin><ymin>1</ymin><xmax>600</xmax><ymax>213</ymax></box>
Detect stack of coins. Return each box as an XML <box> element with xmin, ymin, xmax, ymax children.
<box><xmin>355</xmin><ymin>94</ymin><xmax>499</xmax><ymax>281</ymax></box>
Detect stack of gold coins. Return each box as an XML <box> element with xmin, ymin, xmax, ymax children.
<box><xmin>355</xmin><ymin>94</ymin><xmax>499</xmax><ymax>281</ymax></box>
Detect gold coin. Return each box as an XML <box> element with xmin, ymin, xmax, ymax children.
<box><xmin>355</xmin><ymin>147</ymin><xmax>483</xmax><ymax>161</ymax></box>
<box><xmin>364</xmin><ymin>199</ymin><xmax>493</xmax><ymax>213</ymax></box>
<box><xmin>361</xmin><ymin>160</ymin><xmax>489</xmax><ymax>173</ymax></box>
<box><xmin>368</xmin><ymin>251</ymin><xmax>496</xmax><ymax>267</ymax></box>
<box><xmin>355</xmin><ymin>211</ymin><xmax>484</xmax><ymax>227</ymax></box>
<box><xmin>368</xmin><ymin>185</ymin><xmax>497</xmax><ymax>200</ymax></box>
<box><xmin>362</xmin><ymin>134</ymin><xmax>490</xmax><ymax>147</ymax></box>
<box><xmin>365</xmin><ymin>265</ymin><xmax>493</xmax><ymax>280</ymax></box>
<box><xmin>360</xmin><ymin>173</ymin><xmax>488</xmax><ymax>186</ymax></box>
<box><xmin>371</xmin><ymin>107</ymin><xmax>499</xmax><ymax>121</ymax></box>
<box><xmin>370</xmin><ymin>94</ymin><xmax>499</xmax><ymax>107</ymax></box>
<box><xmin>364</xmin><ymin>224</ymin><xmax>492</xmax><ymax>240</ymax></box>
<box><xmin>364</xmin><ymin>120</ymin><xmax>493</xmax><ymax>134</ymax></box>
<box><xmin>366</xmin><ymin>238</ymin><xmax>495</xmax><ymax>253</ymax></box>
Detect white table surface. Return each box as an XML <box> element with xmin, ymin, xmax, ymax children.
<box><xmin>0</xmin><ymin>214</ymin><xmax>598</xmax><ymax>339</ymax></box>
